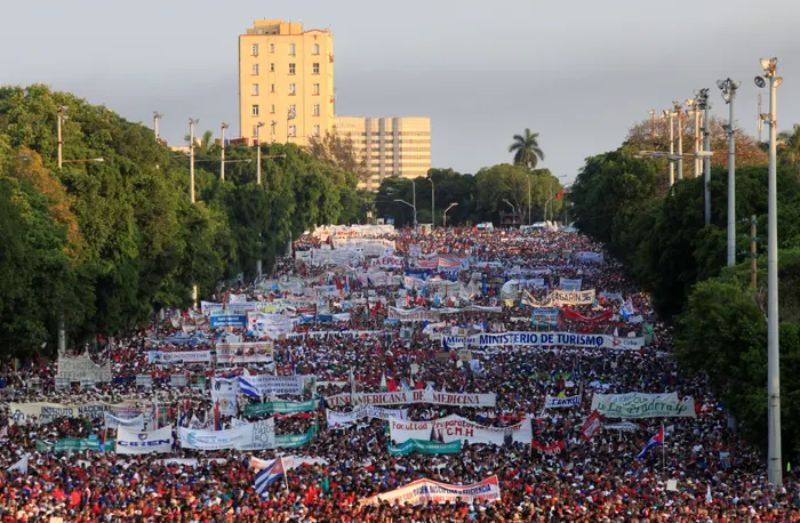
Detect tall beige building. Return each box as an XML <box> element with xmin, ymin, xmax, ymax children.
<box><xmin>239</xmin><ymin>20</ymin><xmax>334</xmax><ymax>145</ymax></box>
<box><xmin>334</xmin><ymin>116</ymin><xmax>431</xmax><ymax>190</ymax></box>
<box><xmin>238</xmin><ymin>20</ymin><xmax>431</xmax><ymax>188</ymax></box>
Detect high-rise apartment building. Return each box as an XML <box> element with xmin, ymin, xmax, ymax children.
<box><xmin>239</xmin><ymin>20</ymin><xmax>334</xmax><ymax>145</ymax></box>
<box><xmin>334</xmin><ymin>116</ymin><xmax>431</xmax><ymax>190</ymax></box>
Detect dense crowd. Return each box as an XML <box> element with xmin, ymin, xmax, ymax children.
<box><xmin>0</xmin><ymin>226</ymin><xmax>798</xmax><ymax>522</ymax></box>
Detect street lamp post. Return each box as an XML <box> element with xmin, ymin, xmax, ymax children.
<box><xmin>394</xmin><ymin>198</ymin><xmax>417</xmax><ymax>229</ymax></box>
<box><xmin>153</xmin><ymin>111</ymin><xmax>162</xmax><ymax>142</ymax></box>
<box><xmin>674</xmin><ymin>102</ymin><xmax>684</xmax><ymax>181</ymax></box>
<box><xmin>255</xmin><ymin>122</ymin><xmax>265</xmax><ymax>185</ymax></box>
<box><xmin>502</xmin><ymin>199</ymin><xmax>516</xmax><ymax>225</ymax></box>
<box><xmin>756</xmin><ymin>57</ymin><xmax>783</xmax><ymax>487</ymax></box>
<box><xmin>686</xmin><ymin>98</ymin><xmax>701</xmax><ymax>178</ymax></box>
<box><xmin>427</xmin><ymin>175</ymin><xmax>435</xmax><ymax>227</ymax></box>
<box><xmin>188</xmin><ymin>118</ymin><xmax>198</xmax><ymax>204</ymax></box>
<box><xmin>696</xmin><ymin>88</ymin><xmax>711</xmax><ymax>225</ymax></box>
<box><xmin>718</xmin><ymin>78</ymin><xmax>740</xmax><ymax>267</ymax></box>
<box><xmin>443</xmin><ymin>202</ymin><xmax>458</xmax><ymax>228</ymax></box>
<box><xmin>220</xmin><ymin>122</ymin><xmax>229</xmax><ymax>181</ymax></box>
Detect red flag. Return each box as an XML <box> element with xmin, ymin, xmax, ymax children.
<box><xmin>531</xmin><ymin>440</ymin><xmax>566</xmax><ymax>454</ymax></box>
<box><xmin>580</xmin><ymin>410</ymin><xmax>603</xmax><ymax>441</ymax></box>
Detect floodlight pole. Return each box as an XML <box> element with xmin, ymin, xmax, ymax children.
<box><xmin>220</xmin><ymin>123</ymin><xmax>228</xmax><ymax>181</ymax></box>
<box><xmin>697</xmin><ymin>89</ymin><xmax>711</xmax><ymax>226</ymax></box>
<box><xmin>718</xmin><ymin>78</ymin><xmax>739</xmax><ymax>266</ymax></box>
<box><xmin>675</xmin><ymin>103</ymin><xmax>684</xmax><ymax>181</ymax></box>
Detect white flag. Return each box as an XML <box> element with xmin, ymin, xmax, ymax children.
<box><xmin>7</xmin><ymin>454</ymin><xmax>28</xmax><ymax>474</ymax></box>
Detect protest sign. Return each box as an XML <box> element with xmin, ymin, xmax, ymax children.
<box><xmin>543</xmin><ymin>394</ymin><xmax>582</xmax><ymax>409</ymax></box>
<box><xmin>361</xmin><ymin>476</ymin><xmax>501</xmax><ymax>506</ymax></box>
<box><xmin>324</xmin><ymin>390</ymin><xmax>496</xmax><ymax>408</ymax></box>
<box><xmin>211</xmin><ymin>378</ymin><xmax>238</xmax><ymax>416</ymax></box>
<box><xmin>441</xmin><ymin>331</ymin><xmax>645</xmax><ymax>350</ymax></box>
<box><xmin>115</xmin><ymin>425</ymin><xmax>173</xmax><ymax>455</ymax></box>
<box><xmin>389</xmin><ymin>415</ymin><xmax>531</xmax><ymax>446</ymax></box>
<box><xmin>326</xmin><ymin>405</ymin><xmax>407</xmax><ymax>428</ymax></box>
<box><xmin>245</xmin><ymin>400</ymin><xmax>318</xmax><ymax>416</ymax></box>
<box><xmin>388</xmin><ymin>439</ymin><xmax>462</xmax><ymax>456</ymax></box>
<box><xmin>590</xmin><ymin>392</ymin><xmax>696</xmax><ymax>419</ymax></box>
<box><xmin>242</xmin><ymin>373</ymin><xmax>308</xmax><ymax>396</ymax></box>
<box><xmin>55</xmin><ymin>351</ymin><xmax>112</xmax><ymax>388</ymax></box>
<box><xmin>148</xmin><ymin>351</ymin><xmax>212</xmax><ymax>365</ymax></box>
<box><xmin>216</xmin><ymin>342</ymin><xmax>274</xmax><ymax>365</ymax></box>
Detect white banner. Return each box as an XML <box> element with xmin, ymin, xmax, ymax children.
<box><xmin>551</xmin><ymin>289</ymin><xmax>595</xmax><ymax>306</ymax></box>
<box><xmin>211</xmin><ymin>378</ymin><xmax>238</xmax><ymax>416</ymax></box>
<box><xmin>324</xmin><ymin>390</ymin><xmax>496</xmax><ymax>408</ymax></box>
<box><xmin>116</xmin><ymin>425</ymin><xmax>174</xmax><ymax>455</ymax></box>
<box><xmin>441</xmin><ymin>331</ymin><xmax>645</xmax><ymax>350</ymax></box>
<box><xmin>104</xmin><ymin>413</ymin><xmax>145</xmax><ymax>431</ymax></box>
<box><xmin>362</xmin><ymin>476</ymin><xmax>501</xmax><ymax>506</ymax></box>
<box><xmin>559</xmin><ymin>278</ymin><xmax>583</xmax><ymax>291</ymax></box>
<box><xmin>215</xmin><ymin>343</ymin><xmax>274</xmax><ymax>365</ymax></box>
<box><xmin>389</xmin><ymin>415</ymin><xmax>532</xmax><ymax>446</ymax></box>
<box><xmin>55</xmin><ymin>351</ymin><xmax>112</xmax><ymax>388</ymax></box>
<box><xmin>591</xmin><ymin>392</ymin><xmax>696</xmax><ymax>419</ymax></box>
<box><xmin>243</xmin><ymin>373</ymin><xmax>308</xmax><ymax>396</ymax></box>
<box><xmin>543</xmin><ymin>394</ymin><xmax>582</xmax><ymax>409</ymax></box>
<box><xmin>177</xmin><ymin>418</ymin><xmax>275</xmax><ymax>450</ymax></box>
<box><xmin>326</xmin><ymin>405</ymin><xmax>408</xmax><ymax>428</ymax></box>
<box><xmin>148</xmin><ymin>351</ymin><xmax>212</xmax><ymax>364</ymax></box>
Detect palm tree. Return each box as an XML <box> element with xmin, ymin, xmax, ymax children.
<box><xmin>509</xmin><ymin>129</ymin><xmax>545</xmax><ymax>170</ymax></box>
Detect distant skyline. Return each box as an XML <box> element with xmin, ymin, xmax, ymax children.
<box><xmin>2</xmin><ymin>0</ymin><xmax>800</xmax><ymax>182</ymax></box>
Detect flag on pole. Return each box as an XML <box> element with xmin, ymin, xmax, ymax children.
<box><xmin>252</xmin><ymin>457</ymin><xmax>286</xmax><ymax>497</ymax></box>
<box><xmin>636</xmin><ymin>425</ymin><xmax>665</xmax><ymax>460</ymax></box>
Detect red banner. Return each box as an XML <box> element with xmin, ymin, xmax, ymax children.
<box><xmin>531</xmin><ymin>440</ymin><xmax>566</xmax><ymax>454</ymax></box>
<box><xmin>561</xmin><ymin>308</ymin><xmax>613</xmax><ymax>323</ymax></box>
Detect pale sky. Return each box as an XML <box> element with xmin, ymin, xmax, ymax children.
<box><xmin>2</xmin><ymin>0</ymin><xmax>799</xmax><ymax>182</ymax></box>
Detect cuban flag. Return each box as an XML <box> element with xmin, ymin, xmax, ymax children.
<box><xmin>239</xmin><ymin>374</ymin><xmax>262</xmax><ymax>400</ymax></box>
<box><xmin>251</xmin><ymin>457</ymin><xmax>285</xmax><ymax>496</ymax></box>
<box><xmin>636</xmin><ymin>425</ymin><xmax>665</xmax><ymax>460</ymax></box>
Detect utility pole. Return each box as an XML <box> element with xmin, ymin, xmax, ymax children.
<box><xmin>527</xmin><ymin>174</ymin><xmax>532</xmax><ymax>225</ymax></box>
<box><xmin>153</xmin><ymin>112</ymin><xmax>162</xmax><ymax>142</ymax></box>
<box><xmin>718</xmin><ymin>78</ymin><xmax>740</xmax><ymax>266</ymax></box>
<box><xmin>663</xmin><ymin>109</ymin><xmax>675</xmax><ymax>186</ymax></box>
<box><xmin>57</xmin><ymin>106</ymin><xmax>66</xmax><ymax>169</ymax></box>
<box><xmin>220</xmin><ymin>123</ymin><xmax>228</xmax><ymax>181</ymax></box>
<box><xmin>188</xmin><ymin>118</ymin><xmax>198</xmax><ymax>204</ymax></box>
<box><xmin>427</xmin><ymin>175</ymin><xmax>435</xmax><ymax>227</ymax></box>
<box><xmin>256</xmin><ymin>122</ymin><xmax>265</xmax><ymax>185</ymax></box>
<box><xmin>674</xmin><ymin>102</ymin><xmax>684</xmax><ymax>181</ymax></box>
<box><xmin>412</xmin><ymin>179</ymin><xmax>417</xmax><ymax>229</ymax></box>
<box><xmin>751</xmin><ymin>215</ymin><xmax>758</xmax><ymax>290</ymax></box>
<box><xmin>756</xmin><ymin>56</ymin><xmax>783</xmax><ymax>487</ymax></box>
<box><xmin>697</xmin><ymin>88</ymin><xmax>711</xmax><ymax>226</ymax></box>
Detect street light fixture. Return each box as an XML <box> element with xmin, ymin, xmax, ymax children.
<box><xmin>695</xmin><ymin>88</ymin><xmax>712</xmax><ymax>225</ymax></box>
<box><xmin>502</xmin><ymin>199</ymin><xmax>516</xmax><ymax>225</ymax></box>
<box><xmin>394</xmin><ymin>198</ymin><xmax>417</xmax><ymax>228</ymax></box>
<box><xmin>220</xmin><ymin>122</ymin><xmax>229</xmax><ymax>181</ymax></box>
<box><xmin>755</xmin><ymin>56</ymin><xmax>783</xmax><ymax>487</ymax></box>
<box><xmin>442</xmin><ymin>202</ymin><xmax>458</xmax><ymax>228</ymax></box>
<box><xmin>717</xmin><ymin>78</ymin><xmax>740</xmax><ymax>267</ymax></box>
<box><xmin>426</xmin><ymin>174</ymin><xmax>435</xmax><ymax>227</ymax></box>
<box><xmin>153</xmin><ymin>111</ymin><xmax>163</xmax><ymax>142</ymax></box>
<box><xmin>662</xmin><ymin>109</ymin><xmax>676</xmax><ymax>186</ymax></box>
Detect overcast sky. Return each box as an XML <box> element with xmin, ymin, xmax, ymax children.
<box><xmin>2</xmin><ymin>0</ymin><xmax>799</xmax><ymax>182</ymax></box>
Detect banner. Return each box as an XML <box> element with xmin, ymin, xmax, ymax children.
<box><xmin>441</xmin><ymin>331</ymin><xmax>645</xmax><ymax>350</ymax></box>
<box><xmin>209</xmin><ymin>314</ymin><xmax>247</xmax><ymax>328</ymax></box>
<box><xmin>324</xmin><ymin>390</ymin><xmax>496</xmax><ymax>408</ymax></box>
<box><xmin>148</xmin><ymin>351</ymin><xmax>212</xmax><ymax>364</ymax></box>
<box><xmin>551</xmin><ymin>289</ymin><xmax>596</xmax><ymax>306</ymax></box>
<box><xmin>362</xmin><ymin>476</ymin><xmax>501</xmax><ymax>506</ymax></box>
<box><xmin>326</xmin><ymin>405</ymin><xmax>408</xmax><ymax>428</ymax></box>
<box><xmin>388</xmin><ymin>439</ymin><xmax>462</xmax><ymax>456</ymax></box>
<box><xmin>55</xmin><ymin>351</ymin><xmax>112</xmax><ymax>388</ymax></box>
<box><xmin>543</xmin><ymin>394</ymin><xmax>581</xmax><ymax>409</ymax></box>
<box><xmin>575</xmin><ymin>251</ymin><xmax>604</xmax><ymax>264</ymax></box>
<box><xmin>216</xmin><ymin>342</ymin><xmax>274</xmax><ymax>365</ymax></box>
<box><xmin>9</xmin><ymin>402</ymin><xmax>110</xmax><ymax>425</ymax></box>
<box><xmin>104</xmin><ymin>412</ymin><xmax>145</xmax><ymax>431</ymax></box>
<box><xmin>242</xmin><ymin>374</ymin><xmax>308</xmax><ymax>396</ymax></box>
<box><xmin>531</xmin><ymin>440</ymin><xmax>566</xmax><ymax>454</ymax></box>
<box><xmin>389</xmin><ymin>415</ymin><xmax>531</xmax><ymax>446</ymax></box>
<box><xmin>590</xmin><ymin>392</ymin><xmax>696</xmax><ymax>419</ymax></box>
<box><xmin>115</xmin><ymin>425</ymin><xmax>173</xmax><ymax>455</ymax></box>
<box><xmin>247</xmin><ymin>313</ymin><xmax>292</xmax><ymax>338</ymax></box>
<box><xmin>561</xmin><ymin>308</ymin><xmax>613</xmax><ymax>323</ymax></box>
<box><xmin>559</xmin><ymin>278</ymin><xmax>582</xmax><ymax>291</ymax></box>
<box><xmin>36</xmin><ymin>436</ymin><xmax>115</xmax><ymax>453</ymax></box>
<box><xmin>275</xmin><ymin>424</ymin><xmax>318</xmax><ymax>449</ymax></box>
<box><xmin>245</xmin><ymin>400</ymin><xmax>318</xmax><ymax>417</ymax></box>
<box><xmin>581</xmin><ymin>410</ymin><xmax>603</xmax><ymax>441</ymax></box>
<box><xmin>178</xmin><ymin>419</ymin><xmax>275</xmax><ymax>450</ymax></box>
<box><xmin>211</xmin><ymin>378</ymin><xmax>239</xmax><ymax>416</ymax></box>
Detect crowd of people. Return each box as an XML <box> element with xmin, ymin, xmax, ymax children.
<box><xmin>0</xmin><ymin>225</ymin><xmax>798</xmax><ymax>522</ymax></box>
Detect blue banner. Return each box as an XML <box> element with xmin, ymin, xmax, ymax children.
<box><xmin>210</xmin><ymin>315</ymin><xmax>247</xmax><ymax>328</ymax></box>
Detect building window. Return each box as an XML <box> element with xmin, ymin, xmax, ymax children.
<box><xmin>289</xmin><ymin>63</ymin><xmax>296</xmax><ymax>75</ymax></box>
<box><xmin>251</xmin><ymin>104</ymin><xmax>260</xmax><ymax>117</ymax></box>
<box><xmin>270</xmin><ymin>83</ymin><xmax>275</xmax><ymax>93</ymax></box>
<box><xmin>270</xmin><ymin>63</ymin><xmax>275</xmax><ymax>72</ymax></box>
<box><xmin>288</xmin><ymin>104</ymin><xmax>296</xmax><ymax>117</ymax></box>
<box><xmin>288</xmin><ymin>83</ymin><xmax>296</xmax><ymax>96</ymax></box>
<box><xmin>288</xmin><ymin>125</ymin><xmax>297</xmax><ymax>137</ymax></box>
<box><xmin>270</xmin><ymin>104</ymin><xmax>275</xmax><ymax>114</ymax></box>
<box><xmin>269</xmin><ymin>43</ymin><xmax>275</xmax><ymax>53</ymax></box>
<box><xmin>312</xmin><ymin>43</ymin><xmax>320</xmax><ymax>55</ymax></box>
<box><xmin>250</xmin><ymin>43</ymin><xmax>259</xmax><ymax>56</ymax></box>
<box><xmin>251</xmin><ymin>63</ymin><xmax>259</xmax><ymax>75</ymax></box>
<box><xmin>313</xmin><ymin>104</ymin><xmax>320</xmax><ymax>116</ymax></box>
<box><xmin>251</xmin><ymin>83</ymin><xmax>259</xmax><ymax>96</ymax></box>
<box><xmin>312</xmin><ymin>63</ymin><xmax>320</xmax><ymax>75</ymax></box>
<box><xmin>312</xmin><ymin>83</ymin><xmax>320</xmax><ymax>95</ymax></box>
<box><xmin>313</xmin><ymin>124</ymin><xmax>320</xmax><ymax>136</ymax></box>
<box><xmin>288</xmin><ymin>43</ymin><xmax>296</xmax><ymax>56</ymax></box>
